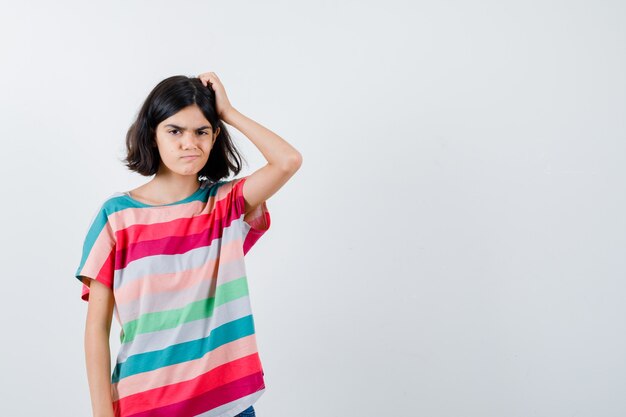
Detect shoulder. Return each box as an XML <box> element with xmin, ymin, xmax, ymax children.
<box><xmin>84</xmin><ymin>192</ymin><xmax>129</xmax><ymax>227</ymax></box>
<box><xmin>101</xmin><ymin>192</ymin><xmax>130</xmax><ymax>213</ymax></box>
<box><xmin>206</xmin><ymin>176</ymin><xmax>246</xmax><ymax>194</ymax></box>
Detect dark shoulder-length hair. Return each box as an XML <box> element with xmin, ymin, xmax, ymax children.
<box><xmin>122</xmin><ymin>75</ymin><xmax>245</xmax><ymax>182</ymax></box>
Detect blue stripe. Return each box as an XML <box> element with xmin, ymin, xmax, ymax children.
<box><xmin>111</xmin><ymin>314</ymin><xmax>256</xmax><ymax>383</ymax></box>
<box><xmin>74</xmin><ymin>207</ymin><xmax>110</xmax><ymax>281</ymax></box>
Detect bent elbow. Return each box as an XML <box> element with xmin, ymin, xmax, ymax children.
<box><xmin>284</xmin><ymin>152</ymin><xmax>303</xmax><ymax>172</ymax></box>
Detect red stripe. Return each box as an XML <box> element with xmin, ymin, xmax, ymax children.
<box><xmin>81</xmin><ymin>246</ymin><xmax>115</xmax><ymax>301</ymax></box>
<box><xmin>243</xmin><ymin>209</ymin><xmax>271</xmax><ymax>255</ymax></box>
<box><xmin>114</xmin><ymin>188</ymin><xmax>244</xmax><ymax>270</ymax></box>
<box><xmin>114</xmin><ymin>353</ymin><xmax>264</xmax><ymax>417</ymax></box>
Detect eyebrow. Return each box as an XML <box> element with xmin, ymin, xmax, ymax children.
<box><xmin>164</xmin><ymin>124</ymin><xmax>212</xmax><ymax>131</ymax></box>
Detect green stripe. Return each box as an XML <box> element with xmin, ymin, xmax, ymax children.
<box><xmin>121</xmin><ymin>276</ymin><xmax>249</xmax><ymax>343</ymax></box>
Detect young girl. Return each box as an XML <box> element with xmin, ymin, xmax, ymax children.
<box><xmin>75</xmin><ymin>72</ymin><xmax>302</xmax><ymax>417</ymax></box>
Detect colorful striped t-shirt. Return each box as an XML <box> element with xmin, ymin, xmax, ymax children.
<box><xmin>74</xmin><ymin>176</ymin><xmax>271</xmax><ymax>417</ymax></box>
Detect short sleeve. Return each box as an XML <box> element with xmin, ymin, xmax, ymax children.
<box><xmin>74</xmin><ymin>203</ymin><xmax>117</xmax><ymax>302</ymax></box>
<box><xmin>224</xmin><ymin>175</ymin><xmax>271</xmax><ymax>255</ymax></box>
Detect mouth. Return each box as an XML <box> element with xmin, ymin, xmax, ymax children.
<box><xmin>181</xmin><ymin>155</ymin><xmax>200</xmax><ymax>160</ymax></box>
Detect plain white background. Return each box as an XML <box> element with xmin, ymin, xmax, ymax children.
<box><xmin>1</xmin><ymin>1</ymin><xmax>625</xmax><ymax>416</ymax></box>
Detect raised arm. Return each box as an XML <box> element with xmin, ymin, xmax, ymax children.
<box><xmin>197</xmin><ymin>72</ymin><xmax>303</xmax><ymax>214</ymax></box>
<box><xmin>223</xmin><ymin>108</ymin><xmax>302</xmax><ymax>214</ymax></box>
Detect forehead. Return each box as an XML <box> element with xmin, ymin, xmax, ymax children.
<box><xmin>160</xmin><ymin>105</ymin><xmax>211</xmax><ymax>128</ymax></box>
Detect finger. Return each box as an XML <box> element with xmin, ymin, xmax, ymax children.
<box><xmin>197</xmin><ymin>73</ymin><xmax>216</xmax><ymax>88</ymax></box>
<box><xmin>199</xmin><ymin>76</ymin><xmax>212</xmax><ymax>87</ymax></box>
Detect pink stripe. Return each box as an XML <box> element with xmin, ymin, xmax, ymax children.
<box><xmin>114</xmin><ymin>237</ymin><xmax>243</xmax><ymax>308</ymax></box>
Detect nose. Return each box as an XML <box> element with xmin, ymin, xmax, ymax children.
<box><xmin>181</xmin><ymin>132</ymin><xmax>200</xmax><ymax>149</ymax></box>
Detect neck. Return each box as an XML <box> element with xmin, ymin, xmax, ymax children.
<box><xmin>150</xmin><ymin>170</ymin><xmax>201</xmax><ymax>201</ymax></box>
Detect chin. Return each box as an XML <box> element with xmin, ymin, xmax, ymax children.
<box><xmin>179</xmin><ymin>171</ymin><xmax>202</xmax><ymax>177</ymax></box>
<box><xmin>168</xmin><ymin>166</ymin><xmax>199</xmax><ymax>176</ymax></box>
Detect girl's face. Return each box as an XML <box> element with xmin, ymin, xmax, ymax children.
<box><xmin>154</xmin><ymin>105</ymin><xmax>220</xmax><ymax>178</ymax></box>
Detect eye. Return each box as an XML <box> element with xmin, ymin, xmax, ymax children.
<box><xmin>168</xmin><ymin>129</ymin><xmax>179</xmax><ymax>135</ymax></box>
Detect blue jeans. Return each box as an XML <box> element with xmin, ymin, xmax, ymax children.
<box><xmin>235</xmin><ymin>405</ymin><xmax>255</xmax><ymax>417</ymax></box>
